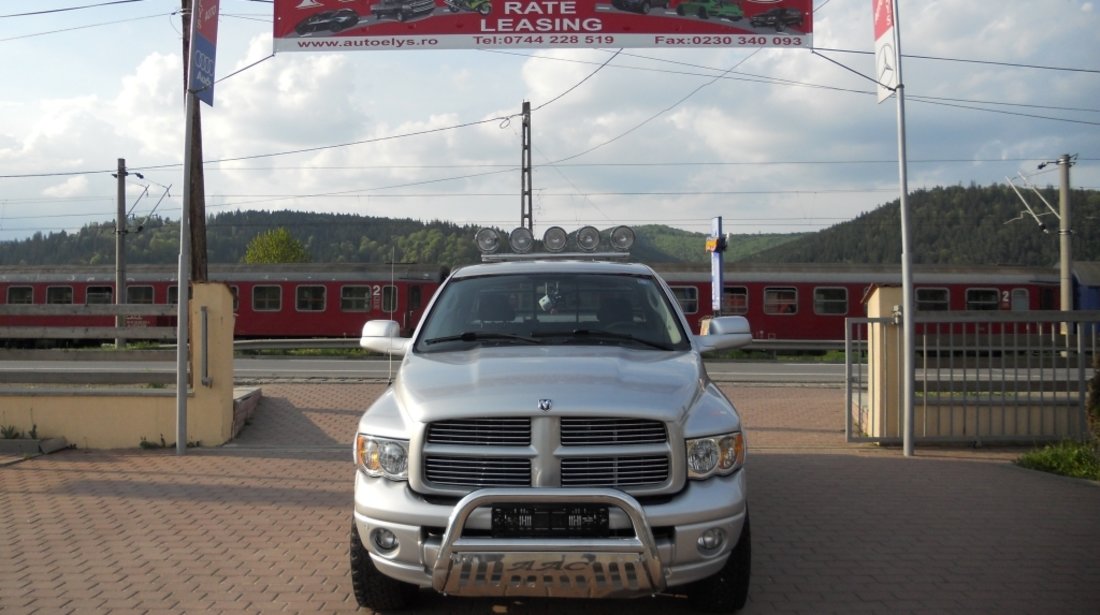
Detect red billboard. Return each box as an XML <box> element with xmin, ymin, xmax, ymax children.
<box><xmin>273</xmin><ymin>1</ymin><xmax>813</xmax><ymax>52</ymax></box>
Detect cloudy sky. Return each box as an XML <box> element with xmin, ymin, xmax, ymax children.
<box><xmin>0</xmin><ymin>0</ymin><xmax>1097</xmax><ymax>247</ymax></box>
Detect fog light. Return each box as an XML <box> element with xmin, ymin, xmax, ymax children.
<box><xmin>610</xmin><ymin>225</ymin><xmax>635</xmax><ymax>251</ymax></box>
<box><xmin>542</xmin><ymin>226</ymin><xmax>568</xmax><ymax>252</ymax></box>
<box><xmin>697</xmin><ymin>528</ymin><xmax>726</xmax><ymax>552</ymax></box>
<box><xmin>475</xmin><ymin>228</ymin><xmax>501</xmax><ymax>254</ymax></box>
<box><xmin>576</xmin><ymin>225</ymin><xmax>600</xmax><ymax>252</ymax></box>
<box><xmin>509</xmin><ymin>227</ymin><xmax>534</xmax><ymax>253</ymax></box>
<box><xmin>372</xmin><ymin>528</ymin><xmax>399</xmax><ymax>551</ymax></box>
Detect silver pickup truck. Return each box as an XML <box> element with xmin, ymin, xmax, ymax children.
<box><xmin>352</xmin><ymin>257</ymin><xmax>753</xmax><ymax>612</ymax></box>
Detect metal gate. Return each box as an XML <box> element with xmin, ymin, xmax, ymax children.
<box><xmin>845</xmin><ymin>311</ymin><xmax>1098</xmax><ymax>445</ymax></box>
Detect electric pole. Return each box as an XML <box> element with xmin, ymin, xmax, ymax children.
<box><xmin>115</xmin><ymin>158</ymin><xmax>128</xmax><ymax>348</ymax></box>
<box><xmin>1058</xmin><ymin>154</ymin><xmax>1073</xmax><ymax>313</ymax></box>
<box><xmin>520</xmin><ymin>101</ymin><xmax>532</xmax><ymax>231</ymax></box>
<box><xmin>181</xmin><ymin>0</ymin><xmax>209</xmax><ymax>282</ymax></box>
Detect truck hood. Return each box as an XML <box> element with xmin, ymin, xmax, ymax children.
<box><xmin>392</xmin><ymin>347</ymin><xmax>706</xmax><ymax>424</ymax></box>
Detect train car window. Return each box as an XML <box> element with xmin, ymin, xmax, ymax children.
<box><xmin>230</xmin><ymin>286</ymin><xmax>240</xmax><ymax>312</ymax></box>
<box><xmin>6</xmin><ymin>286</ymin><xmax>33</xmax><ymax>304</ymax></box>
<box><xmin>46</xmin><ymin>286</ymin><xmax>73</xmax><ymax>304</ymax></box>
<box><xmin>764</xmin><ymin>287</ymin><xmax>797</xmax><ymax>315</ymax></box>
<box><xmin>410</xmin><ymin>285</ymin><xmax>423</xmax><ymax>311</ymax></box>
<box><xmin>722</xmin><ymin>286</ymin><xmax>748</xmax><ymax>315</ymax></box>
<box><xmin>916</xmin><ymin>288</ymin><xmax>949</xmax><ymax>311</ymax></box>
<box><xmin>382</xmin><ymin>285</ymin><xmax>397</xmax><ymax>313</ymax></box>
<box><xmin>341</xmin><ymin>286</ymin><xmax>370</xmax><ymax>312</ymax></box>
<box><xmin>168</xmin><ymin>286</ymin><xmax>179</xmax><ymax>305</ymax></box>
<box><xmin>127</xmin><ymin>286</ymin><xmax>154</xmax><ymax>304</ymax></box>
<box><xmin>813</xmin><ymin>287</ymin><xmax>848</xmax><ymax>315</ymax></box>
<box><xmin>253</xmin><ymin>285</ymin><xmax>282</xmax><ymax>312</ymax></box>
<box><xmin>669</xmin><ymin>286</ymin><xmax>698</xmax><ymax>314</ymax></box>
<box><xmin>87</xmin><ymin>286</ymin><xmax>113</xmax><ymax>305</ymax></box>
<box><xmin>296</xmin><ymin>285</ymin><xmax>326</xmax><ymax>312</ymax></box>
<box><xmin>1010</xmin><ymin>288</ymin><xmax>1029</xmax><ymax>311</ymax></box>
<box><xmin>965</xmin><ymin>288</ymin><xmax>999</xmax><ymax>311</ymax></box>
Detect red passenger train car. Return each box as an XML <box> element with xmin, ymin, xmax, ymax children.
<box><xmin>0</xmin><ymin>263</ymin><xmax>447</xmax><ymax>345</ymax></box>
<box><xmin>656</xmin><ymin>262</ymin><xmax>1060</xmax><ymax>341</ymax></box>
<box><xmin>0</xmin><ymin>261</ymin><xmax>1061</xmax><ymax>346</ymax></box>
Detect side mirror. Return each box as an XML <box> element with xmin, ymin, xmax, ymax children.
<box><xmin>694</xmin><ymin>316</ymin><xmax>753</xmax><ymax>352</ymax></box>
<box><xmin>360</xmin><ymin>320</ymin><xmax>410</xmax><ymax>357</ymax></box>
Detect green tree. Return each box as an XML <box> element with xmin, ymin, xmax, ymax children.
<box><xmin>243</xmin><ymin>227</ymin><xmax>310</xmax><ymax>264</ymax></box>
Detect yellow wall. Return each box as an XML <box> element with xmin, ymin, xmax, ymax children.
<box><xmin>0</xmin><ymin>284</ymin><xmax>236</xmax><ymax>450</ymax></box>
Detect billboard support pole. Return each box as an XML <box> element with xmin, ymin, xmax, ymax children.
<box><xmin>890</xmin><ymin>0</ymin><xmax>915</xmax><ymax>457</ymax></box>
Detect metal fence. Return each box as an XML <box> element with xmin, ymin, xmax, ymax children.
<box><xmin>846</xmin><ymin>311</ymin><xmax>1099</xmax><ymax>445</ymax></box>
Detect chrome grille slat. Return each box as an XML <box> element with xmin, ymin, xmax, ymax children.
<box><xmin>427</xmin><ymin>418</ymin><xmax>531</xmax><ymax>445</ymax></box>
<box><xmin>425</xmin><ymin>456</ymin><xmax>530</xmax><ymax>487</ymax></box>
<box><xmin>560</xmin><ymin>418</ymin><xmax>667</xmax><ymax>445</ymax></box>
<box><xmin>561</xmin><ymin>456</ymin><xmax>669</xmax><ymax>486</ymax></box>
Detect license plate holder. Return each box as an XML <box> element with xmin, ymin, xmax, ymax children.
<box><xmin>491</xmin><ymin>504</ymin><xmax>609</xmax><ymax>538</ymax></box>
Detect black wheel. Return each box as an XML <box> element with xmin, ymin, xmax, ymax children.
<box><xmin>685</xmin><ymin>515</ymin><xmax>751</xmax><ymax>612</ymax></box>
<box><xmin>641</xmin><ymin>2</ymin><xmax>651</xmax><ymax>14</ymax></box>
<box><xmin>478</xmin><ymin>3</ymin><xmax>491</xmax><ymax>15</ymax></box>
<box><xmin>698</xmin><ymin>8</ymin><xmax>708</xmax><ymax>19</ymax></box>
<box><xmin>350</xmin><ymin>523</ymin><xmax>418</xmax><ymax>611</ymax></box>
<box><xmin>676</xmin><ymin>5</ymin><xmax>686</xmax><ymax>16</ymax></box>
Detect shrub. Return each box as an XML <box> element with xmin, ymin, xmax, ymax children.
<box><xmin>1016</xmin><ymin>440</ymin><xmax>1100</xmax><ymax>480</ymax></box>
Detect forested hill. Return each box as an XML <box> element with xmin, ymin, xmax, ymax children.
<box><xmin>0</xmin><ymin>210</ymin><xmax>800</xmax><ymax>268</ymax></box>
<box><xmin>1</xmin><ymin>184</ymin><xmax>1096</xmax><ymax>267</ymax></box>
<box><xmin>742</xmin><ymin>184</ymin><xmax>1100</xmax><ymax>265</ymax></box>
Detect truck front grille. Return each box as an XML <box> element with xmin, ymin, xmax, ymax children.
<box><xmin>561</xmin><ymin>418</ymin><xmax>667</xmax><ymax>445</ymax></box>
<box><xmin>427</xmin><ymin>418</ymin><xmax>530</xmax><ymax>445</ymax></box>
<box><xmin>422</xmin><ymin>417</ymin><xmax>671</xmax><ymax>491</ymax></box>
<box><xmin>561</xmin><ymin>456</ymin><xmax>670</xmax><ymax>486</ymax></box>
<box><xmin>425</xmin><ymin>456</ymin><xmax>530</xmax><ymax>487</ymax></box>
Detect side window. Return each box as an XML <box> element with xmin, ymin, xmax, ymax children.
<box><xmin>341</xmin><ymin>286</ymin><xmax>370</xmax><ymax>312</ymax></box>
<box><xmin>813</xmin><ymin>287</ymin><xmax>848</xmax><ymax>315</ymax></box>
<box><xmin>966</xmin><ymin>288</ymin><xmax>999</xmax><ymax>311</ymax></box>
<box><xmin>764</xmin><ymin>287</ymin><xmax>797</xmax><ymax>315</ymax></box>
<box><xmin>382</xmin><ymin>285</ymin><xmax>397</xmax><ymax>313</ymax></box>
<box><xmin>87</xmin><ymin>286</ymin><xmax>113</xmax><ymax>305</ymax></box>
<box><xmin>127</xmin><ymin>286</ymin><xmax>154</xmax><ymax>304</ymax></box>
<box><xmin>670</xmin><ymin>286</ymin><xmax>698</xmax><ymax>315</ymax></box>
<box><xmin>253</xmin><ymin>285</ymin><xmax>282</xmax><ymax>312</ymax></box>
<box><xmin>168</xmin><ymin>285</ymin><xmax>179</xmax><ymax>306</ymax></box>
<box><xmin>296</xmin><ymin>285</ymin><xmax>326</xmax><ymax>312</ymax></box>
<box><xmin>722</xmin><ymin>286</ymin><xmax>748</xmax><ymax>314</ymax></box>
<box><xmin>47</xmin><ymin>286</ymin><xmax>74</xmax><ymax>305</ymax></box>
<box><xmin>916</xmin><ymin>287</ymin><xmax>949</xmax><ymax>311</ymax></box>
<box><xmin>7</xmin><ymin>286</ymin><xmax>33</xmax><ymax>304</ymax></box>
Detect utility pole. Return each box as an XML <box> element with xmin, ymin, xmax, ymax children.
<box><xmin>1057</xmin><ymin>154</ymin><xmax>1073</xmax><ymax>312</ymax></box>
<box><xmin>181</xmin><ymin>0</ymin><xmax>209</xmax><ymax>282</ymax></box>
<box><xmin>520</xmin><ymin>101</ymin><xmax>532</xmax><ymax>231</ymax></box>
<box><xmin>115</xmin><ymin>158</ymin><xmax>128</xmax><ymax>348</ymax></box>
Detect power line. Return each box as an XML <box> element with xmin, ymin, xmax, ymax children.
<box><xmin>812</xmin><ymin>47</ymin><xmax>1100</xmax><ymax>75</ymax></box>
<box><xmin>0</xmin><ymin>0</ymin><xmax>146</xmax><ymax>19</ymax></box>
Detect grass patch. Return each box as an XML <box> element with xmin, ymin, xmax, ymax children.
<box><xmin>1016</xmin><ymin>440</ymin><xmax>1100</xmax><ymax>480</ymax></box>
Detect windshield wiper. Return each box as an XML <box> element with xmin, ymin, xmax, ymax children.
<box><xmin>424</xmin><ymin>331</ymin><xmax>539</xmax><ymax>345</ymax></box>
<box><xmin>534</xmin><ymin>328</ymin><xmax>674</xmax><ymax>351</ymax></box>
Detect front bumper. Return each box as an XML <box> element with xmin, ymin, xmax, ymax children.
<box><xmin>353</xmin><ymin>471</ymin><xmax>747</xmax><ymax>598</ymax></box>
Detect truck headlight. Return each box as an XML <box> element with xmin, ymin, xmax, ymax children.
<box><xmin>355</xmin><ymin>434</ymin><xmax>409</xmax><ymax>480</ymax></box>
<box><xmin>687</xmin><ymin>432</ymin><xmax>745</xmax><ymax>479</ymax></box>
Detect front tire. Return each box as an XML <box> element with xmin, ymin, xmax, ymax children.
<box><xmin>350</xmin><ymin>523</ymin><xmax>419</xmax><ymax>611</ymax></box>
<box><xmin>686</xmin><ymin>515</ymin><xmax>751</xmax><ymax>612</ymax></box>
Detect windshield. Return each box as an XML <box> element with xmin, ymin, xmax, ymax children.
<box><xmin>415</xmin><ymin>272</ymin><xmax>690</xmax><ymax>352</ymax></box>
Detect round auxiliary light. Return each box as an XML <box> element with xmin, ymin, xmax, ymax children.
<box><xmin>576</xmin><ymin>225</ymin><xmax>601</xmax><ymax>252</ymax></box>
<box><xmin>475</xmin><ymin>228</ymin><xmax>500</xmax><ymax>254</ymax></box>
<box><xmin>542</xmin><ymin>226</ymin><xmax>568</xmax><ymax>253</ymax></box>
<box><xmin>509</xmin><ymin>227</ymin><xmax>534</xmax><ymax>253</ymax></box>
<box><xmin>610</xmin><ymin>225</ymin><xmax>635</xmax><ymax>251</ymax></box>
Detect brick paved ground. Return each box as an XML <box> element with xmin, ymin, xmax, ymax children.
<box><xmin>1</xmin><ymin>384</ymin><xmax>1098</xmax><ymax>614</ymax></box>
